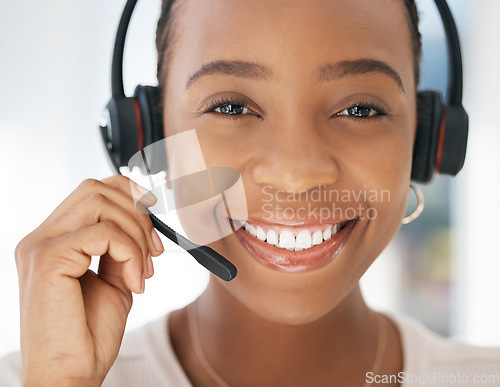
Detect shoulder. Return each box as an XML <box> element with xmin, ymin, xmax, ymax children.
<box><xmin>388</xmin><ymin>313</ymin><xmax>500</xmax><ymax>386</ymax></box>
<box><xmin>0</xmin><ymin>351</ymin><xmax>22</xmax><ymax>386</ymax></box>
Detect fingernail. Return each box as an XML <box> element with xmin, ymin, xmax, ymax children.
<box><xmin>147</xmin><ymin>253</ymin><xmax>154</xmax><ymax>276</ymax></box>
<box><xmin>141</xmin><ymin>273</ymin><xmax>146</xmax><ymax>294</ymax></box>
<box><xmin>135</xmin><ymin>184</ymin><xmax>157</xmax><ymax>205</ymax></box>
<box><xmin>152</xmin><ymin>229</ymin><xmax>164</xmax><ymax>253</ymax></box>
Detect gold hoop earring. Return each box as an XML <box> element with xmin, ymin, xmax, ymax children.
<box><xmin>402</xmin><ymin>184</ymin><xmax>425</xmax><ymax>225</ymax></box>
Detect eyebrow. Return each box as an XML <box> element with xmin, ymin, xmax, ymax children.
<box><xmin>318</xmin><ymin>59</ymin><xmax>405</xmax><ymax>92</ymax></box>
<box><xmin>186</xmin><ymin>58</ymin><xmax>404</xmax><ymax>92</ymax></box>
<box><xmin>186</xmin><ymin>60</ymin><xmax>272</xmax><ymax>89</ymax></box>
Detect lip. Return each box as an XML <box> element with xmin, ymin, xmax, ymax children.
<box><xmin>234</xmin><ymin>218</ymin><xmax>358</xmax><ymax>273</ymax></box>
<box><xmin>240</xmin><ymin>217</ymin><xmax>350</xmax><ymax>227</ymax></box>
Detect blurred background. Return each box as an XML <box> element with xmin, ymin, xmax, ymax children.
<box><xmin>1</xmin><ymin>0</ymin><xmax>499</xmax><ymax>357</ymax></box>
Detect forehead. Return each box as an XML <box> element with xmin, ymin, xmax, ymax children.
<box><xmin>170</xmin><ymin>0</ymin><xmax>414</xmax><ymax>88</ymax></box>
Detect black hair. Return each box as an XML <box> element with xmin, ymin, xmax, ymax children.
<box><xmin>156</xmin><ymin>0</ymin><xmax>422</xmax><ymax>96</ymax></box>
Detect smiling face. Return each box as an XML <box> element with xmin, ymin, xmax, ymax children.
<box><xmin>161</xmin><ymin>0</ymin><xmax>417</xmax><ymax>325</ymax></box>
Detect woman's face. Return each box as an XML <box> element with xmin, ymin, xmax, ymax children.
<box><xmin>162</xmin><ymin>0</ymin><xmax>417</xmax><ymax>325</ymax></box>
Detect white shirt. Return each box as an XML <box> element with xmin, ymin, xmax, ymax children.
<box><xmin>1</xmin><ymin>312</ymin><xmax>499</xmax><ymax>386</ymax></box>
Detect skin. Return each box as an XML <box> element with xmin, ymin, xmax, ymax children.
<box><xmin>164</xmin><ymin>0</ymin><xmax>416</xmax><ymax>385</ymax></box>
<box><xmin>15</xmin><ymin>177</ymin><xmax>164</xmax><ymax>386</ymax></box>
<box><xmin>15</xmin><ymin>0</ymin><xmax>416</xmax><ymax>386</ymax></box>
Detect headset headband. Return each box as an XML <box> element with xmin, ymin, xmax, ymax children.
<box><xmin>111</xmin><ymin>0</ymin><xmax>465</xmax><ymax>105</ymax></box>
<box><xmin>434</xmin><ymin>0</ymin><xmax>463</xmax><ymax>106</ymax></box>
<box><xmin>111</xmin><ymin>0</ymin><xmax>137</xmax><ymax>98</ymax></box>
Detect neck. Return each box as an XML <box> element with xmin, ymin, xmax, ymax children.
<box><xmin>189</xmin><ymin>277</ymin><xmax>383</xmax><ymax>386</ymax></box>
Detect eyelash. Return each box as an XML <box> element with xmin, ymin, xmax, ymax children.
<box><xmin>204</xmin><ymin>97</ymin><xmax>258</xmax><ymax>120</ymax></box>
<box><xmin>334</xmin><ymin>101</ymin><xmax>389</xmax><ymax>119</ymax></box>
<box><xmin>204</xmin><ymin>98</ymin><xmax>388</xmax><ymax>120</ymax></box>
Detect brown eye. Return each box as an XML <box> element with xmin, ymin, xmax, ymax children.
<box><xmin>346</xmin><ymin>106</ymin><xmax>376</xmax><ymax>117</ymax></box>
<box><xmin>335</xmin><ymin>102</ymin><xmax>388</xmax><ymax>119</ymax></box>
<box><xmin>216</xmin><ymin>104</ymin><xmax>249</xmax><ymax>115</ymax></box>
<box><xmin>338</xmin><ymin>106</ymin><xmax>378</xmax><ymax>118</ymax></box>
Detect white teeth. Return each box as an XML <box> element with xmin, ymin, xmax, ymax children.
<box><xmin>256</xmin><ymin>226</ymin><xmax>267</xmax><ymax>241</ymax></box>
<box><xmin>266</xmin><ymin>229</ymin><xmax>279</xmax><ymax>245</ymax></box>
<box><xmin>245</xmin><ymin>223</ymin><xmax>257</xmax><ymax>237</ymax></box>
<box><xmin>295</xmin><ymin>230</ymin><xmax>312</xmax><ymax>249</ymax></box>
<box><xmin>278</xmin><ymin>230</ymin><xmax>295</xmax><ymax>249</ymax></box>
<box><xmin>234</xmin><ymin>220</ymin><xmax>245</xmax><ymax>229</ymax></box>
<box><xmin>241</xmin><ymin>222</ymin><xmax>348</xmax><ymax>251</ymax></box>
<box><xmin>312</xmin><ymin>230</ymin><xmax>323</xmax><ymax>245</ymax></box>
<box><xmin>323</xmin><ymin>226</ymin><xmax>332</xmax><ymax>241</ymax></box>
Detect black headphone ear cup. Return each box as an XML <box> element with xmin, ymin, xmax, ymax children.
<box><xmin>103</xmin><ymin>96</ymin><xmax>140</xmax><ymax>173</ymax></box>
<box><xmin>438</xmin><ymin>104</ymin><xmax>468</xmax><ymax>177</ymax></box>
<box><xmin>134</xmin><ymin>85</ymin><xmax>164</xmax><ymax>146</ymax></box>
<box><xmin>411</xmin><ymin>91</ymin><xmax>444</xmax><ymax>183</ymax></box>
<box><xmin>134</xmin><ymin>85</ymin><xmax>166</xmax><ymax>174</ymax></box>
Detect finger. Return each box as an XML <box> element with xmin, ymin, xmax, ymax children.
<box><xmin>103</xmin><ymin>174</ymin><xmax>158</xmax><ymax>211</ymax></box>
<box><xmin>79</xmin><ymin>269</ymin><xmax>132</xmax><ymax>373</ymax></box>
<box><xmin>63</xmin><ymin>176</ymin><xmax>156</xmax><ymax>211</ymax></box>
<box><xmin>44</xmin><ymin>177</ymin><xmax>164</xmax><ymax>258</ymax></box>
<box><xmin>44</xmin><ymin>193</ymin><xmax>154</xmax><ymax>278</ymax></box>
<box><xmin>96</xmin><ymin>253</ymin><xmax>135</xmax><ymax>302</ymax></box>
<box><xmin>79</xmin><ymin>268</ymin><xmax>132</xmax><ymax>325</ymax></box>
<box><xmin>102</xmin><ymin>175</ymin><xmax>165</xmax><ymax>256</ymax></box>
<box><xmin>93</xmin><ymin>176</ymin><xmax>165</xmax><ymax>256</ymax></box>
<box><xmin>42</xmin><ymin>220</ymin><xmax>144</xmax><ymax>294</ymax></box>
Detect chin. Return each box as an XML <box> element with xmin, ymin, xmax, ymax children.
<box><xmin>251</xmin><ymin>302</ymin><xmax>333</xmax><ymax>326</ymax></box>
<box><xmin>218</xmin><ymin>269</ymin><xmax>353</xmax><ymax>327</ymax></box>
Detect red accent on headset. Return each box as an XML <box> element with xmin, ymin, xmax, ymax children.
<box><xmin>435</xmin><ymin>111</ymin><xmax>447</xmax><ymax>174</ymax></box>
<box><xmin>133</xmin><ymin>98</ymin><xmax>144</xmax><ymax>150</ymax></box>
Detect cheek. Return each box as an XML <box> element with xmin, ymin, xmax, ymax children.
<box><xmin>342</xmin><ymin>122</ymin><xmax>414</xmax><ymax>182</ymax></box>
<box><xmin>349</xmin><ymin>126</ymin><xmax>413</xmax><ymax>252</ymax></box>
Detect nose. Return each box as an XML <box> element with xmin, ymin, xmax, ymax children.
<box><xmin>249</xmin><ymin>124</ymin><xmax>339</xmax><ymax>193</ymax></box>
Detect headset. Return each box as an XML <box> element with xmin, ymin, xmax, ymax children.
<box><xmin>100</xmin><ymin>0</ymin><xmax>468</xmax><ymax>281</ymax></box>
